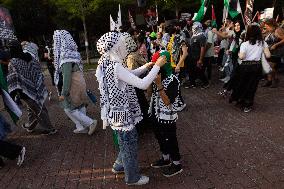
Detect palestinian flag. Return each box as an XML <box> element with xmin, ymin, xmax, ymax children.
<box><xmin>244</xmin><ymin>0</ymin><xmax>254</xmax><ymax>25</ymax></box>
<box><xmin>229</xmin><ymin>0</ymin><xmax>242</xmax><ymax>18</ymax></box>
<box><xmin>0</xmin><ymin>65</ymin><xmax>22</xmax><ymax>123</ymax></box>
<box><xmin>194</xmin><ymin>0</ymin><xmax>210</xmax><ymax>22</ymax></box>
<box><xmin>212</xmin><ymin>5</ymin><xmax>217</xmax><ymax>28</ymax></box>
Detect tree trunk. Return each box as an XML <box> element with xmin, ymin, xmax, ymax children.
<box><xmin>82</xmin><ymin>14</ymin><xmax>90</xmax><ymax>64</ymax></box>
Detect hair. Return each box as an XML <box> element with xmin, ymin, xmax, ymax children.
<box><xmin>264</xmin><ymin>18</ymin><xmax>278</xmax><ymax>29</ymax></box>
<box><xmin>245</xmin><ymin>25</ymin><xmax>263</xmax><ymax>45</ymax></box>
<box><xmin>8</xmin><ymin>40</ymin><xmax>32</xmax><ymax>62</ymax></box>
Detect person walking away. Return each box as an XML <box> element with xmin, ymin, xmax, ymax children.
<box><xmin>230</xmin><ymin>24</ymin><xmax>271</xmax><ymax>112</ymax></box>
<box><xmin>53</xmin><ymin>30</ymin><xmax>97</xmax><ymax>135</ymax></box>
<box><xmin>6</xmin><ymin>41</ymin><xmax>57</xmax><ymax>135</ymax></box>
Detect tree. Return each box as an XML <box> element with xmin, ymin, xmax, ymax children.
<box><xmin>49</xmin><ymin>0</ymin><xmax>101</xmax><ymax>64</ymax></box>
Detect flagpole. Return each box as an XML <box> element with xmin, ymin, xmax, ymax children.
<box><xmin>252</xmin><ymin>11</ymin><xmax>259</xmax><ymax>22</ymax></box>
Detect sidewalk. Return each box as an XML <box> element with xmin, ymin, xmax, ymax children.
<box><xmin>0</xmin><ymin>70</ymin><xmax>284</xmax><ymax>189</ymax></box>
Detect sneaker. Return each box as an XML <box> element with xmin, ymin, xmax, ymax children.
<box><xmin>151</xmin><ymin>158</ymin><xmax>171</xmax><ymax>168</ymax></box>
<box><xmin>88</xmin><ymin>120</ymin><xmax>97</xmax><ymax>135</ymax></box>
<box><xmin>127</xmin><ymin>175</ymin><xmax>149</xmax><ymax>185</ymax></box>
<box><xmin>41</xmin><ymin>129</ymin><xmax>58</xmax><ymax>135</ymax></box>
<box><xmin>22</xmin><ymin>121</ymin><xmax>37</xmax><ymax>133</ymax></box>
<box><xmin>162</xmin><ymin>163</ymin><xmax>183</xmax><ymax>177</ymax></box>
<box><xmin>111</xmin><ymin>167</ymin><xmax>124</xmax><ymax>174</ymax></box>
<box><xmin>73</xmin><ymin>128</ymin><xmax>88</xmax><ymax>134</ymax></box>
<box><xmin>243</xmin><ymin>107</ymin><xmax>252</xmax><ymax>113</ymax></box>
<box><xmin>17</xmin><ymin>147</ymin><xmax>26</xmax><ymax>166</ymax></box>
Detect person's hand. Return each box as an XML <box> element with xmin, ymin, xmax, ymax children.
<box><xmin>270</xmin><ymin>44</ymin><xmax>277</xmax><ymax>50</ymax></box>
<box><xmin>212</xmin><ymin>28</ymin><xmax>217</xmax><ymax>33</ymax></box>
<box><xmin>175</xmin><ymin>65</ymin><xmax>181</xmax><ymax>73</ymax></box>
<box><xmin>154</xmin><ymin>73</ymin><xmax>162</xmax><ymax>88</ymax></box>
<box><xmin>155</xmin><ymin>56</ymin><xmax>166</xmax><ymax>67</ymax></box>
<box><xmin>58</xmin><ymin>96</ymin><xmax>65</xmax><ymax>101</ymax></box>
<box><xmin>145</xmin><ymin>62</ymin><xmax>155</xmax><ymax>68</ymax></box>
<box><xmin>197</xmin><ymin>59</ymin><xmax>203</xmax><ymax>68</ymax></box>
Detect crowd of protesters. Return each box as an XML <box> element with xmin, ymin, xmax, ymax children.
<box><xmin>0</xmin><ymin>14</ymin><xmax>284</xmax><ymax>186</ymax></box>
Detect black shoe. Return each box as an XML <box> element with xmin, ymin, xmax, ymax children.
<box><xmin>151</xmin><ymin>158</ymin><xmax>171</xmax><ymax>168</ymax></box>
<box><xmin>162</xmin><ymin>163</ymin><xmax>183</xmax><ymax>177</ymax></box>
<box><xmin>201</xmin><ymin>83</ymin><xmax>209</xmax><ymax>89</ymax></box>
<box><xmin>262</xmin><ymin>81</ymin><xmax>272</xmax><ymax>87</ymax></box>
<box><xmin>41</xmin><ymin>129</ymin><xmax>58</xmax><ymax>135</ymax></box>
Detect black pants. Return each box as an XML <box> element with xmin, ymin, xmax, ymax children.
<box><xmin>217</xmin><ymin>48</ymin><xmax>225</xmax><ymax>66</ymax></box>
<box><xmin>187</xmin><ymin>59</ymin><xmax>208</xmax><ymax>85</ymax></box>
<box><xmin>152</xmin><ymin>119</ymin><xmax>181</xmax><ymax>161</ymax></box>
<box><xmin>135</xmin><ymin>87</ymin><xmax>150</xmax><ymax>133</ymax></box>
<box><xmin>47</xmin><ymin>63</ymin><xmax>55</xmax><ymax>86</ymax></box>
<box><xmin>231</xmin><ymin>63</ymin><xmax>262</xmax><ymax>108</ymax></box>
<box><xmin>0</xmin><ymin>140</ymin><xmax>22</xmax><ymax>160</ymax></box>
<box><xmin>203</xmin><ymin>57</ymin><xmax>213</xmax><ymax>81</ymax></box>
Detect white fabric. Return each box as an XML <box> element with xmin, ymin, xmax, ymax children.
<box><xmin>65</xmin><ymin>107</ymin><xmax>94</xmax><ymax>129</ymax></box>
<box><xmin>220</xmin><ymin>29</ymin><xmax>235</xmax><ymax>49</ymax></box>
<box><xmin>205</xmin><ymin>30</ymin><xmax>215</xmax><ymax>57</ymax></box>
<box><xmin>240</xmin><ymin>41</ymin><xmax>268</xmax><ymax>61</ymax></box>
<box><xmin>117</xmin><ymin>64</ymin><xmax>160</xmax><ymax>90</ymax></box>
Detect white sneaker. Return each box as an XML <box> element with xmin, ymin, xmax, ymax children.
<box><xmin>88</xmin><ymin>120</ymin><xmax>97</xmax><ymax>135</ymax></box>
<box><xmin>127</xmin><ymin>175</ymin><xmax>149</xmax><ymax>186</ymax></box>
<box><xmin>17</xmin><ymin>147</ymin><xmax>26</xmax><ymax>166</ymax></box>
<box><xmin>73</xmin><ymin>128</ymin><xmax>88</xmax><ymax>134</ymax></box>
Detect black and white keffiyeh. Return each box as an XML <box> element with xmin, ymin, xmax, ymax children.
<box><xmin>53</xmin><ymin>30</ymin><xmax>83</xmax><ymax>85</ymax></box>
<box><xmin>22</xmin><ymin>42</ymin><xmax>39</xmax><ymax>61</ymax></box>
<box><xmin>7</xmin><ymin>58</ymin><xmax>48</xmax><ymax>107</ymax></box>
<box><xmin>96</xmin><ymin>31</ymin><xmax>141</xmax><ymax>131</ymax></box>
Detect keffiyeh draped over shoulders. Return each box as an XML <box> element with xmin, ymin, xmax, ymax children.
<box><xmin>53</xmin><ymin>30</ymin><xmax>83</xmax><ymax>85</ymax></box>
<box><xmin>95</xmin><ymin>31</ymin><xmax>142</xmax><ymax>131</ymax></box>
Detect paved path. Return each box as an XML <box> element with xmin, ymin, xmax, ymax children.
<box><xmin>1</xmin><ymin>68</ymin><xmax>284</xmax><ymax>189</ymax></box>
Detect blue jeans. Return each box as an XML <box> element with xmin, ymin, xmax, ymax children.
<box><xmin>113</xmin><ymin>128</ymin><xmax>141</xmax><ymax>184</ymax></box>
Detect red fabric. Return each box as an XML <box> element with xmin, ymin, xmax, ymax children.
<box><xmin>151</xmin><ymin>51</ymin><xmax>160</xmax><ymax>62</ymax></box>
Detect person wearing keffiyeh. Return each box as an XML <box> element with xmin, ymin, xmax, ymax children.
<box><xmin>96</xmin><ymin>31</ymin><xmax>166</xmax><ymax>185</ymax></box>
<box><xmin>6</xmin><ymin>41</ymin><xmax>57</xmax><ymax>135</ymax></box>
<box><xmin>53</xmin><ymin>30</ymin><xmax>97</xmax><ymax>135</ymax></box>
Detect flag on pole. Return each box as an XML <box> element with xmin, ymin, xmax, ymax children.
<box><xmin>194</xmin><ymin>0</ymin><xmax>210</xmax><ymax>22</ymax></box>
<box><xmin>0</xmin><ymin>65</ymin><xmax>22</xmax><ymax>123</ymax></box>
<box><xmin>117</xmin><ymin>4</ymin><xmax>122</xmax><ymax>29</ymax></box>
<box><xmin>128</xmin><ymin>10</ymin><xmax>136</xmax><ymax>29</ymax></box>
<box><xmin>244</xmin><ymin>0</ymin><xmax>255</xmax><ymax>25</ymax></box>
<box><xmin>228</xmin><ymin>0</ymin><xmax>242</xmax><ymax>18</ymax></box>
<box><xmin>223</xmin><ymin>0</ymin><xmax>230</xmax><ymax>21</ymax></box>
<box><xmin>110</xmin><ymin>14</ymin><xmax>116</xmax><ymax>31</ymax></box>
<box><xmin>155</xmin><ymin>4</ymin><xmax>158</xmax><ymax>24</ymax></box>
<box><xmin>211</xmin><ymin>5</ymin><xmax>217</xmax><ymax>28</ymax></box>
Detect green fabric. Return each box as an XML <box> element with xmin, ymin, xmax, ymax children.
<box><xmin>60</xmin><ymin>63</ymin><xmax>80</xmax><ymax>110</ymax></box>
<box><xmin>0</xmin><ymin>65</ymin><xmax>19</xmax><ymax>123</ymax></box>
<box><xmin>112</xmin><ymin>130</ymin><xmax>119</xmax><ymax>149</ymax></box>
<box><xmin>160</xmin><ymin>51</ymin><xmax>172</xmax><ymax>77</ymax></box>
<box><xmin>194</xmin><ymin>0</ymin><xmax>210</xmax><ymax>22</ymax></box>
<box><xmin>150</xmin><ymin>32</ymin><xmax>157</xmax><ymax>38</ymax></box>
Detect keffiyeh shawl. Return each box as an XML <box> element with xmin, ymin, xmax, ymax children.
<box><xmin>22</xmin><ymin>42</ymin><xmax>39</xmax><ymax>61</ymax></box>
<box><xmin>7</xmin><ymin>58</ymin><xmax>48</xmax><ymax>107</ymax></box>
<box><xmin>192</xmin><ymin>22</ymin><xmax>204</xmax><ymax>37</ymax></box>
<box><xmin>96</xmin><ymin>31</ymin><xmax>141</xmax><ymax>131</ymax></box>
<box><xmin>53</xmin><ymin>30</ymin><xmax>83</xmax><ymax>85</ymax></box>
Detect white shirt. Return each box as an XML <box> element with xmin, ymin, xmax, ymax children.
<box><xmin>205</xmin><ymin>30</ymin><xmax>215</xmax><ymax>57</ymax></box>
<box><xmin>239</xmin><ymin>41</ymin><xmax>268</xmax><ymax>61</ymax></box>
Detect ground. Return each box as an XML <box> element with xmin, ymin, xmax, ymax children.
<box><xmin>0</xmin><ymin>67</ymin><xmax>284</xmax><ymax>189</ymax></box>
